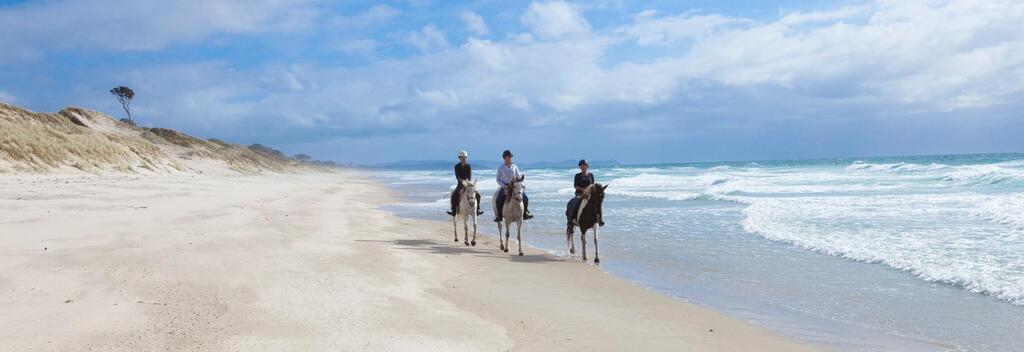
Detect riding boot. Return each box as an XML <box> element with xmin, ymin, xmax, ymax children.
<box><xmin>523</xmin><ymin>197</ymin><xmax>534</xmax><ymax>220</ymax></box>
<box><xmin>476</xmin><ymin>193</ymin><xmax>484</xmax><ymax>216</ymax></box>
<box><xmin>448</xmin><ymin>188</ymin><xmax>459</xmax><ymax>216</ymax></box>
<box><xmin>494</xmin><ymin>191</ymin><xmax>504</xmax><ymax>222</ymax></box>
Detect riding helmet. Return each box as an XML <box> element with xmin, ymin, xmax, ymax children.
<box><xmin>502</xmin><ymin>150</ymin><xmax>513</xmax><ymax>158</ymax></box>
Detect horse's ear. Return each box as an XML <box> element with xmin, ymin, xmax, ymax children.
<box><xmin>518</xmin><ymin>175</ymin><xmax>525</xmax><ymax>182</ymax></box>
<box><xmin>602</xmin><ymin>184</ymin><xmax>609</xmax><ymax>191</ymax></box>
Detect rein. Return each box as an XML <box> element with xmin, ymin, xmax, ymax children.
<box><xmin>503</xmin><ymin>181</ymin><xmax>522</xmax><ymax>204</ymax></box>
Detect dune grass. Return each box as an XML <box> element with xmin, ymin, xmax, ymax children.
<box><xmin>0</xmin><ymin>103</ymin><xmax>316</xmax><ymax>174</ymax></box>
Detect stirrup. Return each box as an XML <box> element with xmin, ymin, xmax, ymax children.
<box><xmin>446</xmin><ymin>210</ymin><xmax>455</xmax><ymax>216</ymax></box>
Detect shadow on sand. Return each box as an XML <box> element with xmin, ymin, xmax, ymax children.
<box><xmin>355</xmin><ymin>238</ymin><xmax>563</xmax><ymax>264</ymax></box>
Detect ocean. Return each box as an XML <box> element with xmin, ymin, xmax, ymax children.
<box><xmin>372</xmin><ymin>153</ymin><xmax>1024</xmax><ymax>351</ymax></box>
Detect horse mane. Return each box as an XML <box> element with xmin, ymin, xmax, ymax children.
<box><xmin>582</xmin><ymin>183</ymin><xmax>605</xmax><ymax>199</ymax></box>
<box><xmin>503</xmin><ymin>177</ymin><xmax>525</xmax><ymax>203</ymax></box>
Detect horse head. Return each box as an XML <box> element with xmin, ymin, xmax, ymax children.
<box><xmin>588</xmin><ymin>183</ymin><xmax>608</xmax><ymax>213</ymax></box>
<box><xmin>505</xmin><ymin>175</ymin><xmax>525</xmax><ymax>203</ymax></box>
<box><xmin>463</xmin><ymin>179</ymin><xmax>478</xmax><ymax>208</ymax></box>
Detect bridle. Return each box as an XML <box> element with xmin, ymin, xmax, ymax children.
<box><xmin>504</xmin><ymin>181</ymin><xmax>523</xmax><ymax>203</ymax></box>
<box><xmin>463</xmin><ymin>185</ymin><xmax>476</xmax><ymax>205</ymax></box>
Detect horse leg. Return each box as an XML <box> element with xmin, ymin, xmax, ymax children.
<box><xmin>565</xmin><ymin>227</ymin><xmax>572</xmax><ymax>254</ymax></box>
<box><xmin>470</xmin><ymin>214</ymin><xmax>477</xmax><ymax>246</ymax></box>
<box><xmin>504</xmin><ymin>223</ymin><xmax>511</xmax><ymax>253</ymax></box>
<box><xmin>497</xmin><ymin>223</ymin><xmax>505</xmax><ymax>251</ymax></box>
<box><xmin>567</xmin><ymin>226</ymin><xmax>576</xmax><ymax>255</ymax></box>
<box><xmin>516</xmin><ymin>221</ymin><xmax>523</xmax><ymax>256</ymax></box>
<box><xmin>453</xmin><ymin>215</ymin><xmax>459</xmax><ymax>242</ymax></box>
<box><xmin>580</xmin><ymin>228</ymin><xmax>588</xmax><ymax>262</ymax></box>
<box><xmin>593</xmin><ymin>226</ymin><xmax>600</xmax><ymax>264</ymax></box>
<box><xmin>463</xmin><ymin>218</ymin><xmax>470</xmax><ymax>246</ymax></box>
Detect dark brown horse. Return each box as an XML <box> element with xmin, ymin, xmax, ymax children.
<box><xmin>567</xmin><ymin>183</ymin><xmax>607</xmax><ymax>263</ymax></box>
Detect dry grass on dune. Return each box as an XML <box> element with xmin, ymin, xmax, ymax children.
<box><xmin>144</xmin><ymin>128</ymin><xmax>307</xmax><ymax>173</ymax></box>
<box><xmin>0</xmin><ymin>102</ymin><xmax>321</xmax><ymax>174</ymax></box>
<box><xmin>0</xmin><ymin>104</ymin><xmax>179</xmax><ymax>173</ymax></box>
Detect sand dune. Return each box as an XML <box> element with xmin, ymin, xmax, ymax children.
<box><xmin>0</xmin><ymin>103</ymin><xmax>322</xmax><ymax>174</ymax></box>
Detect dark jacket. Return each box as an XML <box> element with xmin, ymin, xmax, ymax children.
<box><xmin>574</xmin><ymin>172</ymin><xmax>595</xmax><ymax>195</ymax></box>
<box><xmin>455</xmin><ymin>163</ymin><xmax>472</xmax><ymax>182</ymax></box>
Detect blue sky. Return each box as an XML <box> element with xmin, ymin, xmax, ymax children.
<box><xmin>1</xmin><ymin>0</ymin><xmax>1022</xmax><ymax>164</ymax></box>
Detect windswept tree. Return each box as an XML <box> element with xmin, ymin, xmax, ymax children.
<box><xmin>110</xmin><ymin>86</ymin><xmax>135</xmax><ymax>124</ymax></box>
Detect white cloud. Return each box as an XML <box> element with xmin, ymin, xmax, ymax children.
<box><xmin>336</xmin><ymin>39</ymin><xmax>379</xmax><ymax>57</ymax></box>
<box><xmin>521</xmin><ymin>1</ymin><xmax>591</xmax><ymax>40</ymax></box>
<box><xmin>461</xmin><ymin>10</ymin><xmax>489</xmax><ymax>36</ymax></box>
<box><xmin>94</xmin><ymin>0</ymin><xmax>1024</xmax><ymax>135</ymax></box>
<box><xmin>6</xmin><ymin>0</ymin><xmax>1023</xmax><ymax>163</ymax></box>
<box><xmin>618</xmin><ymin>10</ymin><xmax>747</xmax><ymax>46</ymax></box>
<box><xmin>408</xmin><ymin>24</ymin><xmax>449</xmax><ymax>53</ymax></box>
<box><xmin>778</xmin><ymin>5</ymin><xmax>868</xmax><ymax>26</ymax></box>
<box><xmin>0</xmin><ymin>0</ymin><xmax>318</xmax><ymax>59</ymax></box>
<box><xmin>327</xmin><ymin>4</ymin><xmax>400</xmax><ymax>28</ymax></box>
<box><xmin>416</xmin><ymin>89</ymin><xmax>460</xmax><ymax>109</ymax></box>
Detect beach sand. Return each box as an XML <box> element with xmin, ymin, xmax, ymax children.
<box><xmin>0</xmin><ymin>171</ymin><xmax>823</xmax><ymax>351</ymax></box>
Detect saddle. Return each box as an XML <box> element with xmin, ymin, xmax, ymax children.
<box><xmin>567</xmin><ymin>196</ymin><xmax>589</xmax><ymax>226</ymax></box>
<box><xmin>453</xmin><ymin>187</ymin><xmax>480</xmax><ymax>213</ymax></box>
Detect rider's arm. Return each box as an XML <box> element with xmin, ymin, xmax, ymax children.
<box><xmin>496</xmin><ymin>166</ymin><xmax>505</xmax><ymax>186</ymax></box>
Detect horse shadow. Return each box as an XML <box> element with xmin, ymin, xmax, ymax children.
<box><xmin>388</xmin><ymin>238</ymin><xmax>492</xmax><ymax>256</ymax></box>
<box><xmin>359</xmin><ymin>238</ymin><xmax>564</xmax><ymax>264</ymax></box>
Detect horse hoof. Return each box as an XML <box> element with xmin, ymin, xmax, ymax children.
<box><xmin>471</xmin><ymin>241</ymin><xmax>476</xmax><ymax>246</ymax></box>
<box><xmin>594</xmin><ymin>258</ymin><xmax>600</xmax><ymax>264</ymax></box>
<box><xmin>504</xmin><ymin>248</ymin><xmax>509</xmax><ymax>253</ymax></box>
<box><xmin>454</xmin><ymin>238</ymin><xmax>458</xmax><ymax>242</ymax></box>
<box><xmin>582</xmin><ymin>257</ymin><xmax>587</xmax><ymax>262</ymax></box>
<box><xmin>519</xmin><ymin>252</ymin><xmax>523</xmax><ymax>256</ymax></box>
<box><xmin>569</xmin><ymin>249</ymin><xmax>575</xmax><ymax>254</ymax></box>
<box><xmin>464</xmin><ymin>241</ymin><xmax>469</xmax><ymax>246</ymax></box>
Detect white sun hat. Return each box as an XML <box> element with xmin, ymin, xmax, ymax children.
<box><xmin>458</xmin><ymin>150</ymin><xmax>468</xmax><ymax>158</ymax></box>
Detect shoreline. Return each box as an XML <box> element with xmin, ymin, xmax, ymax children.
<box><xmin>371</xmin><ymin>167</ymin><xmax>958</xmax><ymax>352</ymax></box>
<box><xmin>1</xmin><ymin>170</ymin><xmax>823</xmax><ymax>351</ymax></box>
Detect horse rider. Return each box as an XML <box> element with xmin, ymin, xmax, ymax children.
<box><xmin>567</xmin><ymin>159</ymin><xmax>603</xmax><ymax>233</ymax></box>
<box><xmin>494</xmin><ymin>149</ymin><xmax>534</xmax><ymax>222</ymax></box>
<box><xmin>447</xmin><ymin>150</ymin><xmax>483</xmax><ymax>216</ymax></box>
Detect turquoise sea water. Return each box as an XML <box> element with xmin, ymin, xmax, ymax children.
<box><xmin>373</xmin><ymin>153</ymin><xmax>1024</xmax><ymax>351</ymax></box>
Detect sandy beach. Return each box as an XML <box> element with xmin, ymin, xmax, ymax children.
<box><xmin>0</xmin><ymin>170</ymin><xmax>823</xmax><ymax>351</ymax></box>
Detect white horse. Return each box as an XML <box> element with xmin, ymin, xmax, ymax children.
<box><xmin>452</xmin><ymin>179</ymin><xmax>479</xmax><ymax>246</ymax></box>
<box><xmin>493</xmin><ymin>175</ymin><xmax>525</xmax><ymax>255</ymax></box>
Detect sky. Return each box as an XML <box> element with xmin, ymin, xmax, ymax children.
<box><xmin>1</xmin><ymin>0</ymin><xmax>1022</xmax><ymax>164</ymax></box>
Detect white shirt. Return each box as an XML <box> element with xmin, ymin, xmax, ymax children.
<box><xmin>496</xmin><ymin>162</ymin><xmax>522</xmax><ymax>186</ymax></box>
